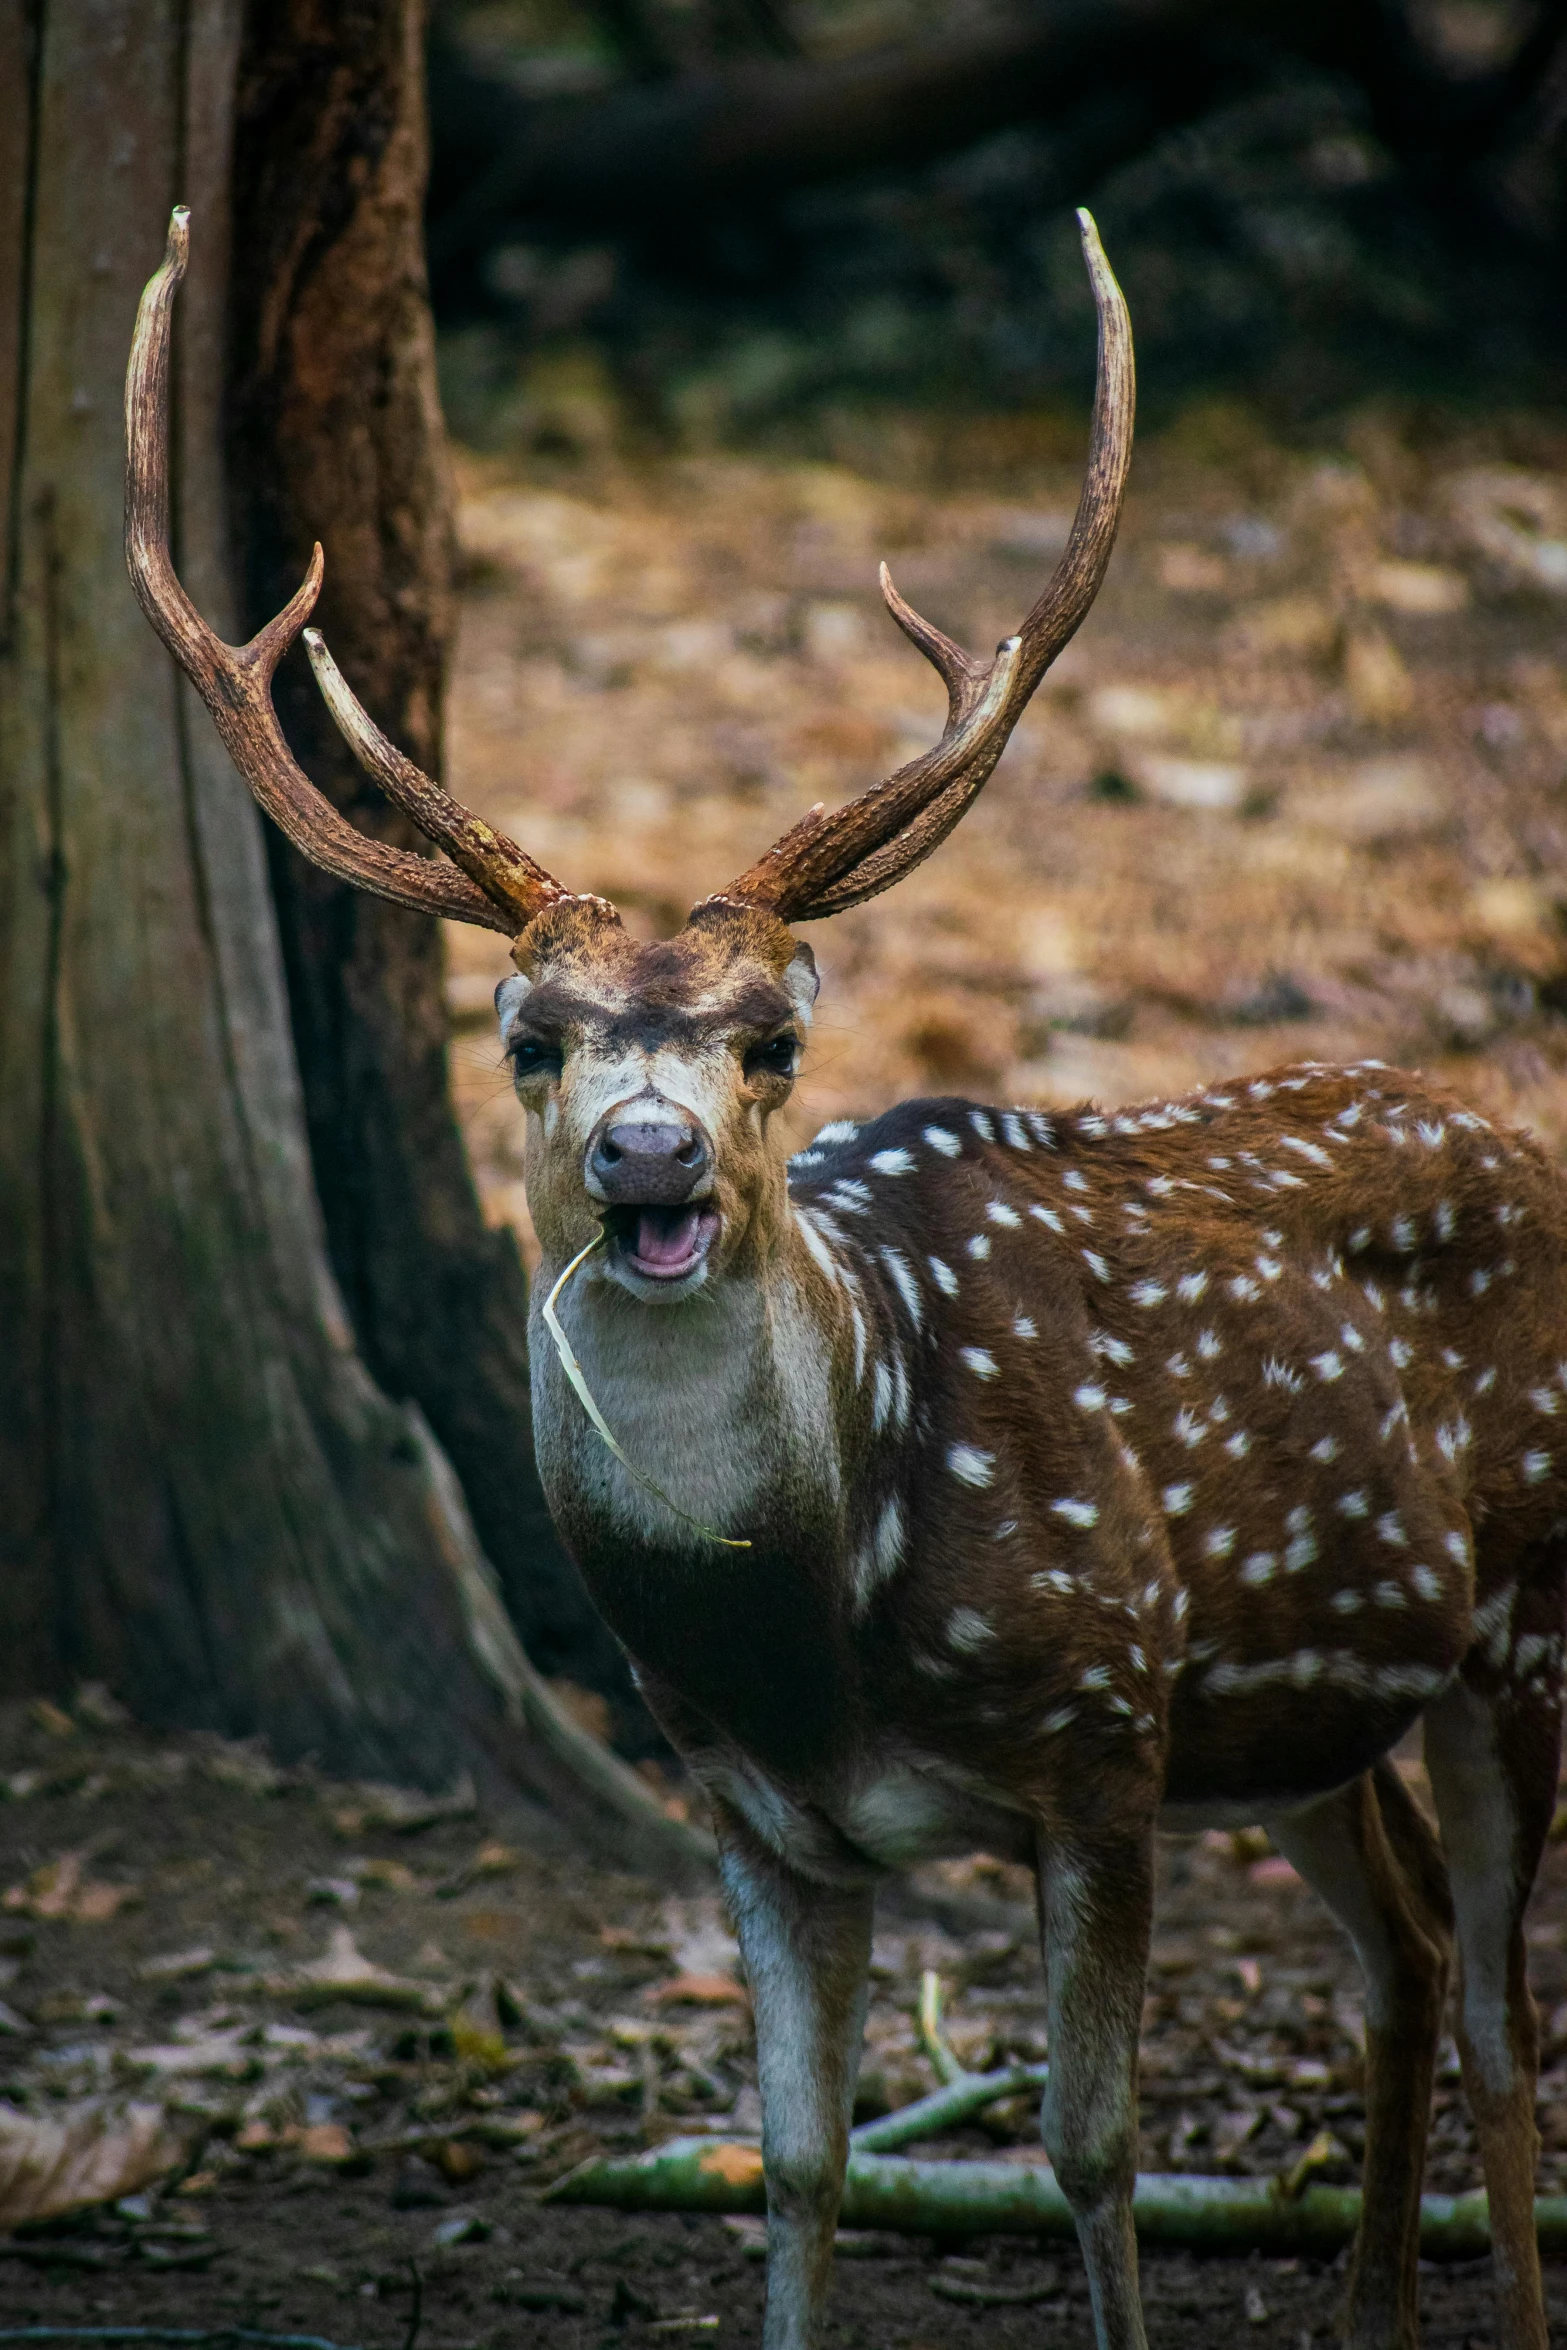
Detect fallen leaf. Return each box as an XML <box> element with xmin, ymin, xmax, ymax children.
<box><xmin>293</xmin><ymin>2122</ymin><xmax>356</xmax><ymax>2166</ymax></box>
<box><xmin>137</xmin><ymin>1946</ymin><xmax>218</xmax><ymax>1982</ymax></box>
<box><xmin>0</xmin><ymin>2100</ymin><xmax>191</xmax><ymax>2226</ymax></box>
<box><xmin>698</xmin><ymin>2142</ymin><xmax>764</xmax><ymax>2188</ymax></box>
<box><xmin>265</xmin><ymin>1924</ymin><xmax>441</xmax><ymax>2013</ymax></box>
<box><xmin>645</xmin><ymin>1973</ymin><xmax>750</xmax><ymax>2010</ymax></box>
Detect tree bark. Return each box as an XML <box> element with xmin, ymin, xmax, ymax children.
<box><xmin>0</xmin><ymin>0</ymin><xmax>704</xmax><ymax>1880</ymax></box>
<box><xmin>226</xmin><ymin>0</ymin><xmax>642</xmax><ymax>1735</ymax></box>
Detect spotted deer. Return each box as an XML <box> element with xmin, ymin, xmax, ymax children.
<box><xmin>128</xmin><ymin>206</ymin><xmax>1565</xmax><ymax>2350</ymax></box>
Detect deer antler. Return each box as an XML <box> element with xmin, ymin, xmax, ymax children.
<box><xmin>125</xmin><ymin>209</ymin><xmax>568</xmax><ymax>937</ymax></box>
<box><xmin>711</xmin><ymin>209</ymin><xmax>1134</xmax><ymax>925</ymax></box>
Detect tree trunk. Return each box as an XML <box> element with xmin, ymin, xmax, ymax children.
<box><xmin>0</xmin><ymin>0</ymin><xmax>704</xmax><ymax>1880</ymax></box>
<box><xmin>225</xmin><ymin>0</ymin><xmax>641</xmax><ymax>1737</ymax></box>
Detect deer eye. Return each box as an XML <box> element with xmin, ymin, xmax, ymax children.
<box><xmin>508</xmin><ymin>1035</ymin><xmax>562</xmax><ymax>1080</ymax></box>
<box><xmin>745</xmin><ymin>1031</ymin><xmax>799</xmax><ymax>1080</ymax></box>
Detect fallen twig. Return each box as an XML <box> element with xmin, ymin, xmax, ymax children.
<box><xmin>545</xmin><ymin>2135</ymin><xmax>1567</xmax><ymax>2260</ymax></box>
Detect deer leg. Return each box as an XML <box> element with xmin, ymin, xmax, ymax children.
<box><xmin>1424</xmin><ymin>1558</ymin><xmax>1564</xmax><ymax>2350</ymax></box>
<box><xmin>1036</xmin><ymin>1825</ymin><xmax>1153</xmax><ymax>2350</ymax></box>
<box><xmin>1267</xmin><ymin>1764</ymin><xmax>1451</xmax><ymax>2350</ymax></box>
<box><xmin>713</xmin><ymin>1804</ymin><xmax>873</xmax><ymax>2350</ymax></box>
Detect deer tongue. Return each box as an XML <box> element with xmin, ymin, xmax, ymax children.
<box><xmin>633</xmin><ymin>1205</ymin><xmax>703</xmax><ymax>1271</ymax></box>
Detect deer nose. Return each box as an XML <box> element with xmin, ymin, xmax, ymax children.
<box><xmin>588</xmin><ymin>1119</ymin><xmax>711</xmax><ymax>1205</ymax></box>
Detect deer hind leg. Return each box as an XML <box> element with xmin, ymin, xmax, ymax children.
<box><xmin>1423</xmin><ymin>1546</ymin><xmax>1565</xmax><ymax>2350</ymax></box>
<box><xmin>1036</xmin><ymin>1825</ymin><xmax>1154</xmax><ymax>2350</ymax></box>
<box><xmin>712</xmin><ymin>1803</ymin><xmax>873</xmax><ymax>2350</ymax></box>
<box><xmin>1268</xmin><ymin>1764</ymin><xmax>1451</xmax><ymax>2350</ymax></box>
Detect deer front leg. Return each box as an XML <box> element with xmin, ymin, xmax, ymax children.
<box><xmin>1036</xmin><ymin>1823</ymin><xmax>1154</xmax><ymax>2350</ymax></box>
<box><xmin>714</xmin><ymin>1802</ymin><xmax>874</xmax><ymax>2350</ymax></box>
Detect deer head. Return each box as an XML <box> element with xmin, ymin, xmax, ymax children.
<box><xmin>126</xmin><ymin>206</ymin><xmax>1133</xmax><ymax>1301</ymax></box>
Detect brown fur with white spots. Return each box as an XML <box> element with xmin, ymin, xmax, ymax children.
<box><xmin>129</xmin><ymin>206</ymin><xmax>1564</xmax><ymax>2350</ymax></box>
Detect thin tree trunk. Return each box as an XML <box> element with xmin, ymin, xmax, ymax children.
<box><xmin>227</xmin><ymin>0</ymin><xmax>641</xmax><ymax>1734</ymax></box>
<box><xmin>0</xmin><ymin>0</ymin><xmax>704</xmax><ymax>1880</ymax></box>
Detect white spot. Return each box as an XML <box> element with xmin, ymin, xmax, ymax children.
<box><xmin>1197</xmin><ymin>1329</ymin><xmax>1223</xmax><ymax>1361</ymax></box>
<box><xmin>1073</xmin><ymin>1382</ymin><xmax>1107</xmax><ymax>1411</ymax></box>
<box><xmin>1052</xmin><ymin>1498</ymin><xmax>1100</xmax><ymax>1529</ymax></box>
<box><xmin>1411</xmin><ymin>1565</ymin><xmax>1443</xmax><ymax>1602</ymax></box>
<box><xmin>1041</xmin><ymin>1705</ymin><xmax>1077</xmax><ymax>1735</ymax></box>
<box><xmin>1079</xmin><ymin>1663</ymin><xmax>1112</xmax><ymax>1691</ymax></box>
<box><xmin>967</xmin><ymin>1233</ymin><xmax>991</xmax><ymax>1260</ymax></box>
<box><xmin>1131</xmin><ymin>1280</ymin><xmax>1168</xmax><ymax>1308</ymax></box>
<box><xmin>1389</xmin><ymin>1337</ymin><xmax>1413</xmax><ymax>1369</ymax></box>
<box><xmin>1002</xmin><ymin>1114</ymin><xmax>1031</xmax><ymax>1152</ymax></box>
<box><xmin>1030</xmin><ymin>1205</ymin><xmax>1066</xmax><ymax>1235</ymax></box>
<box><xmin>1522</xmin><ymin>1450</ymin><xmax>1552</xmax><ymax>1484</ymax></box>
<box><xmin>1032</xmin><ymin>1568</ymin><xmax>1076</xmax><ymax>1597</ymax></box>
<box><xmin>870</xmin><ymin>1148</ymin><xmax>916</xmax><ymax>1177</ymax></box>
<box><xmin>1204</xmin><ymin>1527</ymin><xmax>1236</xmax><ymax>1560</ymax></box>
<box><xmin>988</xmin><ymin>1200</ymin><xmax>1022</xmax><ymax>1229</ymax></box>
<box><xmin>1469</xmin><ymin>1268</ymin><xmax>1492</xmax><ymax>1297</ymax></box>
<box><xmin>964</xmin><ymin>1347</ymin><xmax>1000</xmax><ymax>1381</ymax></box>
<box><xmin>1240</xmin><ymin>1552</ymin><xmax>1277</xmax><ymax>1587</ymax></box>
<box><xmin>813</xmin><ymin>1120</ymin><xmax>861</xmax><ymax>1146</ymax></box>
<box><xmin>1309</xmin><ymin>1434</ymin><xmax>1340</xmax><ymax>1463</ymax></box>
<box><xmin>1263</xmin><ymin>1357</ymin><xmax>1303</xmax><ymax>1393</ymax></box>
<box><xmin>1176</xmin><ymin>1272</ymin><xmax>1209</xmax><ymax>1304</ymax></box>
<box><xmin>880</xmin><ymin>1247</ymin><xmax>923</xmax><ymax>1327</ymax></box>
<box><xmin>1376</xmin><ymin>1512</ymin><xmax>1406</xmax><ymax>1548</ymax></box>
<box><xmin>1094</xmin><ymin>1332</ymin><xmax>1135</xmax><ymax>1366</ymax></box>
<box><xmin>923</xmin><ymin>1125</ymin><xmax>962</xmax><ymax>1158</ymax></box>
<box><xmin>1444</xmin><ymin>1530</ymin><xmax>1470</xmax><ymax>1565</ymax></box>
<box><xmin>1174</xmin><ymin>1407</ymin><xmax>1206</xmax><ymax>1449</ymax></box>
<box><xmin>1281</xmin><ymin>1136</ymin><xmax>1333</xmax><ymax>1169</ymax></box>
<box><xmin>1082</xmin><ymin>1250</ymin><xmax>1111</xmax><ymax>1283</ymax></box>
<box><xmin>1230</xmin><ymin>1275</ymin><xmax>1262</xmax><ymax>1304</ymax></box>
<box><xmin>1474</xmin><ymin>1366</ymin><xmax>1496</xmax><ymax>1396</ymax></box>
<box><xmin>947</xmin><ymin>1605</ymin><xmax>996</xmax><ymax>1651</ymax></box>
<box><xmin>926</xmin><ymin>1254</ymin><xmax>959</xmax><ymax>1300</ymax></box>
<box><xmin>1340</xmin><ymin>1324</ymin><xmax>1366</xmax><ymax>1355</ymax></box>
<box><xmin>872</xmin><ymin>1363</ymin><xmax>894</xmax><ymax>1433</ymax></box>
<box><xmin>1337</xmin><ymin>1490</ymin><xmax>1370</xmax><ymax>1519</ymax></box>
<box><xmin>1166</xmin><ymin>1352</ymin><xmax>1192</xmax><ymax>1379</ymax></box>
<box><xmin>970</xmin><ymin>1111</ymin><xmax>997</xmax><ymax>1144</ymax></box>
<box><xmin>1162</xmin><ymin>1482</ymin><xmax>1195</xmax><ymax>1516</ymax></box>
<box><xmin>1063</xmin><ymin>1170</ymin><xmax>1090</xmax><ymax>1194</ymax></box>
<box><xmin>948</xmin><ymin>1444</ymin><xmax>994</xmax><ymax>1489</ymax></box>
<box><xmin>1256</xmin><ymin>1254</ymin><xmax>1283</xmax><ymax>1282</ymax></box>
<box><xmin>1312</xmin><ymin>1351</ymin><xmax>1345</xmax><ymax>1383</ymax></box>
<box><xmin>1436</xmin><ymin>1417</ymin><xmax>1472</xmax><ymax>1465</ymax></box>
<box><xmin>1391</xmin><ymin>1215</ymin><xmax>1417</xmax><ymax>1252</ymax></box>
<box><xmin>1374</xmin><ymin>1581</ymin><xmax>1407</xmax><ymax>1609</ymax></box>
<box><xmin>1013</xmin><ymin>1311</ymin><xmax>1037</xmax><ymax>1339</ymax></box>
<box><xmin>1330</xmin><ymin>1589</ymin><xmax>1362</xmax><ymax>1614</ymax></box>
<box><xmin>1531</xmin><ymin>1387</ymin><xmax>1560</xmax><ymax>1417</ymax></box>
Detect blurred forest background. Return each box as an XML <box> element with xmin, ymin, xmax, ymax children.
<box><xmin>2</xmin><ymin>6</ymin><xmax>1567</xmax><ymax>2339</ymax></box>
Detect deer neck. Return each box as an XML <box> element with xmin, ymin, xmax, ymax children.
<box><xmin>530</xmin><ymin>1199</ymin><xmax>865</xmax><ymax>1567</ymax></box>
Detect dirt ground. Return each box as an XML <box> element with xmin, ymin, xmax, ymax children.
<box><xmin>2</xmin><ymin>1699</ymin><xmax>1566</xmax><ymax>2349</ymax></box>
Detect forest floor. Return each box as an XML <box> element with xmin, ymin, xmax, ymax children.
<box><xmin>436</xmin><ymin>391</ymin><xmax>1567</xmax><ymax>1275</ymax></box>
<box><xmin>1</xmin><ymin>1700</ymin><xmax>1566</xmax><ymax>2349</ymax></box>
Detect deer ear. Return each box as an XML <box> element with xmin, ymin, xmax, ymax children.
<box><xmin>495</xmin><ymin>972</ymin><xmax>533</xmax><ymax>1035</ymax></box>
<box><xmin>785</xmin><ymin>941</ymin><xmax>820</xmax><ymax>1027</ymax></box>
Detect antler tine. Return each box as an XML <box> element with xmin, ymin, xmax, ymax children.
<box><xmin>125</xmin><ymin>210</ymin><xmax>562</xmax><ymax>937</ymax></box>
<box><xmin>713</xmin><ymin>209</ymin><xmax>1134</xmax><ymax>926</ymax></box>
<box><xmin>302</xmin><ymin>630</ymin><xmax>567</xmax><ymax>918</ymax></box>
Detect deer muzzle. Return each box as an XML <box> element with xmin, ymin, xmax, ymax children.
<box><xmin>586</xmin><ymin>1117</ymin><xmax>718</xmax><ymax>1284</ymax></box>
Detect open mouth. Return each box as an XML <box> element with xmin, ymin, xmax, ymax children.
<box><xmin>605</xmin><ymin>1203</ymin><xmax>720</xmax><ymax>1282</ymax></box>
